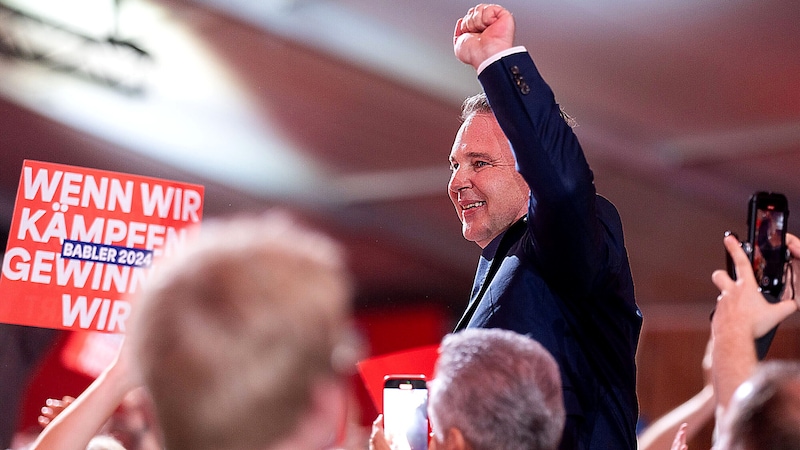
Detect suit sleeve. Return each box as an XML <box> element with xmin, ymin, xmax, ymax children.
<box><xmin>477</xmin><ymin>51</ymin><xmax>616</xmax><ymax>300</ymax></box>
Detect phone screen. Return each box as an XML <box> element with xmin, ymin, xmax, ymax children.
<box><xmin>749</xmin><ymin>193</ymin><xmax>789</xmax><ymax>296</ymax></box>
<box><xmin>383</xmin><ymin>377</ymin><xmax>428</xmax><ymax>450</ymax></box>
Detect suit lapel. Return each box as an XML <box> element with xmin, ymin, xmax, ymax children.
<box><xmin>453</xmin><ymin>217</ymin><xmax>527</xmax><ymax>331</ymax></box>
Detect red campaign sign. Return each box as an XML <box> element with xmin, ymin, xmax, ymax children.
<box><xmin>357</xmin><ymin>344</ymin><xmax>439</xmax><ymax>412</ymax></box>
<box><xmin>0</xmin><ymin>160</ymin><xmax>204</xmax><ymax>333</ymax></box>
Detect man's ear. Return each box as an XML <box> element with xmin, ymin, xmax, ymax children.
<box><xmin>443</xmin><ymin>427</ymin><xmax>470</xmax><ymax>450</ymax></box>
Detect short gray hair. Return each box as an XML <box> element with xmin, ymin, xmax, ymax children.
<box><xmin>428</xmin><ymin>328</ymin><xmax>565</xmax><ymax>450</ymax></box>
<box><xmin>460</xmin><ymin>92</ymin><xmax>577</xmax><ymax>128</ymax></box>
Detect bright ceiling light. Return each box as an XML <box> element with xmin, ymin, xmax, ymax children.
<box><xmin>1</xmin><ymin>0</ymin><xmax>116</xmax><ymax>38</ymax></box>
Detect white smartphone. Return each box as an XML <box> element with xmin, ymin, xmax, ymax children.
<box><xmin>382</xmin><ymin>375</ymin><xmax>429</xmax><ymax>450</ymax></box>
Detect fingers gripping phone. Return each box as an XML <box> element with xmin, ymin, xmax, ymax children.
<box><xmin>726</xmin><ymin>192</ymin><xmax>790</xmax><ymax>359</ymax></box>
<box><xmin>383</xmin><ymin>375</ymin><xmax>429</xmax><ymax>450</ymax></box>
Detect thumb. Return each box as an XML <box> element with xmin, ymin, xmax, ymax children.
<box><xmin>756</xmin><ymin>300</ymin><xmax>799</xmax><ymax>337</ymax></box>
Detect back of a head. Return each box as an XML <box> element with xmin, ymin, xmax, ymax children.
<box><xmin>128</xmin><ymin>212</ymin><xmax>357</xmax><ymax>450</ymax></box>
<box><xmin>428</xmin><ymin>328</ymin><xmax>565</xmax><ymax>450</ymax></box>
<box><xmin>723</xmin><ymin>360</ymin><xmax>800</xmax><ymax>450</ymax></box>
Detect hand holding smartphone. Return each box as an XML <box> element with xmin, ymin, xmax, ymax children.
<box><xmin>724</xmin><ymin>191</ymin><xmax>790</xmax><ymax>359</ymax></box>
<box><xmin>382</xmin><ymin>375</ymin><xmax>428</xmax><ymax>450</ymax></box>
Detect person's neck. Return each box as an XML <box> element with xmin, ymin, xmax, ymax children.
<box><xmin>481</xmin><ymin>215</ymin><xmax>526</xmax><ymax>257</ymax></box>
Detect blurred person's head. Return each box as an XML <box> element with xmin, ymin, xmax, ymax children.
<box><xmin>128</xmin><ymin>212</ymin><xmax>362</xmax><ymax>450</ymax></box>
<box><xmin>716</xmin><ymin>360</ymin><xmax>800</xmax><ymax>450</ymax></box>
<box><xmin>427</xmin><ymin>328</ymin><xmax>565</xmax><ymax>450</ymax></box>
<box><xmin>86</xmin><ymin>435</ymin><xmax>126</xmax><ymax>450</ymax></box>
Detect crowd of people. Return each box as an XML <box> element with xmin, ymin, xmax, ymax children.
<box><xmin>14</xmin><ymin>219</ymin><xmax>800</xmax><ymax>450</ymax></box>
<box><xmin>1</xmin><ymin>3</ymin><xmax>799</xmax><ymax>450</ymax></box>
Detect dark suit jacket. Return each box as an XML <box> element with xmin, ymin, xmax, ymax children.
<box><xmin>455</xmin><ymin>51</ymin><xmax>643</xmax><ymax>450</ymax></box>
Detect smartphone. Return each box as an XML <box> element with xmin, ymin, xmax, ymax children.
<box><xmin>382</xmin><ymin>375</ymin><xmax>428</xmax><ymax>450</ymax></box>
<box><xmin>725</xmin><ymin>192</ymin><xmax>790</xmax><ymax>359</ymax></box>
<box><xmin>747</xmin><ymin>192</ymin><xmax>789</xmax><ymax>297</ymax></box>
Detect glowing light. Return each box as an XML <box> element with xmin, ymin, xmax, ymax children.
<box><xmin>2</xmin><ymin>0</ymin><xmax>116</xmax><ymax>38</ymax></box>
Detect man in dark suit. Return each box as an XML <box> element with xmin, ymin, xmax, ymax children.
<box><xmin>449</xmin><ymin>4</ymin><xmax>643</xmax><ymax>449</ymax></box>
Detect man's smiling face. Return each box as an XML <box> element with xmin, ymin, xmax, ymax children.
<box><xmin>448</xmin><ymin>113</ymin><xmax>529</xmax><ymax>248</ymax></box>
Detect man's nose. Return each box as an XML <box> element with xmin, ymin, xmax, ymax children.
<box><xmin>449</xmin><ymin>168</ymin><xmax>470</xmax><ymax>192</ymax></box>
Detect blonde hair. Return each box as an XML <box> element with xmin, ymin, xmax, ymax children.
<box><xmin>129</xmin><ymin>211</ymin><xmax>359</xmax><ymax>450</ymax></box>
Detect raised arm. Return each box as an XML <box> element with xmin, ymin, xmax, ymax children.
<box><xmin>711</xmin><ymin>234</ymin><xmax>798</xmax><ymax>414</ymax></box>
<box><xmin>30</xmin><ymin>340</ymin><xmax>141</xmax><ymax>450</ymax></box>
<box><xmin>453</xmin><ymin>3</ymin><xmax>515</xmax><ymax>69</ymax></box>
<box><xmin>454</xmin><ymin>4</ymin><xmax>605</xmax><ymax>295</ymax></box>
<box><xmin>638</xmin><ymin>335</ymin><xmax>715</xmax><ymax>450</ymax></box>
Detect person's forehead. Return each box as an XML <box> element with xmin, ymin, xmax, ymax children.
<box><xmin>451</xmin><ymin>113</ymin><xmax>509</xmax><ymax>157</ymax></box>
<box><xmin>462</xmin><ymin>112</ymin><xmax>501</xmax><ymax>135</ymax></box>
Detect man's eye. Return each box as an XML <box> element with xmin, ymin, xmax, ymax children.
<box><xmin>449</xmin><ymin>162</ymin><xmax>459</xmax><ymax>171</ymax></box>
<box><xmin>474</xmin><ymin>161</ymin><xmax>489</xmax><ymax>168</ymax></box>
